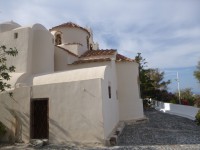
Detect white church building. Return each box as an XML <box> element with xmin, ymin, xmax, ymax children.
<box><xmin>0</xmin><ymin>21</ymin><xmax>144</xmax><ymax>145</ymax></box>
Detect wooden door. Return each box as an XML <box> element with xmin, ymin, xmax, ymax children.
<box><xmin>30</xmin><ymin>98</ymin><xmax>49</xmax><ymax>139</ymax></box>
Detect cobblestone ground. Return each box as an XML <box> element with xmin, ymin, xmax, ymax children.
<box><xmin>1</xmin><ymin>109</ymin><xmax>200</xmax><ymax>150</ymax></box>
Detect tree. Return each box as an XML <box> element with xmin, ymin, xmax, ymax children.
<box><xmin>135</xmin><ymin>53</ymin><xmax>147</xmax><ymax>72</ymax></box>
<box><xmin>148</xmin><ymin>68</ymin><xmax>170</xmax><ymax>91</ymax></box>
<box><xmin>135</xmin><ymin>53</ymin><xmax>153</xmax><ymax>98</ymax></box>
<box><xmin>0</xmin><ymin>45</ymin><xmax>18</xmax><ymax>93</ymax></box>
<box><xmin>135</xmin><ymin>53</ymin><xmax>170</xmax><ymax>99</ymax></box>
<box><xmin>194</xmin><ymin>61</ymin><xmax>200</xmax><ymax>83</ymax></box>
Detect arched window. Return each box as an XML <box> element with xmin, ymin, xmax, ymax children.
<box><xmin>55</xmin><ymin>33</ymin><xmax>62</xmax><ymax>45</ymax></box>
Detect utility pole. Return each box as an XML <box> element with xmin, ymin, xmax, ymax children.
<box><xmin>177</xmin><ymin>72</ymin><xmax>181</xmax><ymax>104</ymax></box>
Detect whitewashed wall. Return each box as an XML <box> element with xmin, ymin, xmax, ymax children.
<box><xmin>32</xmin><ymin>79</ymin><xmax>104</xmax><ymax>144</ymax></box>
<box><xmin>153</xmin><ymin>100</ymin><xmax>199</xmax><ymax>120</ymax></box>
<box><xmin>0</xmin><ymin>23</ymin><xmax>55</xmax><ymax>83</ymax></box>
<box><xmin>51</xmin><ymin>28</ymin><xmax>89</xmax><ymax>56</ymax></box>
<box><xmin>0</xmin><ymin>27</ymin><xmax>33</xmax><ymax>73</ymax></box>
<box><xmin>116</xmin><ymin>62</ymin><xmax>144</xmax><ymax>121</ymax></box>
<box><xmin>54</xmin><ymin>46</ymin><xmax>78</xmax><ymax>72</ymax></box>
<box><xmin>0</xmin><ymin>87</ymin><xmax>30</xmax><ymax>143</ymax></box>
<box><xmin>31</xmin><ymin>24</ymin><xmax>54</xmax><ymax>74</ymax></box>
<box><xmin>101</xmin><ymin>60</ymin><xmax>119</xmax><ymax>139</ymax></box>
<box><xmin>0</xmin><ymin>79</ymin><xmax>105</xmax><ymax>144</ymax></box>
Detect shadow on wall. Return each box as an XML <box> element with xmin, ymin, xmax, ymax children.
<box><xmin>0</xmin><ymin>121</ymin><xmax>14</xmax><ymax>143</ymax></box>
<box><xmin>49</xmin><ymin>118</ymin><xmax>72</xmax><ymax>143</ymax></box>
<box><xmin>49</xmin><ymin>116</ymin><xmax>104</xmax><ymax>145</ymax></box>
<box><xmin>1</xmin><ymin>103</ymin><xmax>29</xmax><ymax>143</ymax></box>
<box><xmin>80</xmin><ymin>114</ymin><xmax>105</xmax><ymax>144</ymax></box>
<box><xmin>49</xmin><ymin>118</ymin><xmax>84</xmax><ymax>146</ymax></box>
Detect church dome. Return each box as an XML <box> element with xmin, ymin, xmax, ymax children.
<box><xmin>0</xmin><ymin>21</ymin><xmax>21</xmax><ymax>33</ymax></box>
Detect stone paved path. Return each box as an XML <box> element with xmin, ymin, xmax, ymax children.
<box><xmin>1</xmin><ymin>109</ymin><xmax>200</xmax><ymax>150</ymax></box>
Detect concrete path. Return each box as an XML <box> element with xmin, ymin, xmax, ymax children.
<box><xmin>1</xmin><ymin>109</ymin><xmax>200</xmax><ymax>149</ymax></box>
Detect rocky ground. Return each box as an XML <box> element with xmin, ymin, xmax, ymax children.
<box><xmin>1</xmin><ymin>109</ymin><xmax>200</xmax><ymax>150</ymax></box>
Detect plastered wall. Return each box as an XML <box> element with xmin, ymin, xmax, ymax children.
<box><xmin>101</xmin><ymin>61</ymin><xmax>119</xmax><ymax>139</ymax></box>
<box><xmin>0</xmin><ymin>79</ymin><xmax>105</xmax><ymax>144</ymax></box>
<box><xmin>54</xmin><ymin>46</ymin><xmax>78</xmax><ymax>71</ymax></box>
<box><xmin>0</xmin><ymin>87</ymin><xmax>30</xmax><ymax>143</ymax></box>
<box><xmin>31</xmin><ymin>79</ymin><xmax>104</xmax><ymax>144</ymax></box>
<box><xmin>31</xmin><ymin>25</ymin><xmax>54</xmax><ymax>74</ymax></box>
<box><xmin>116</xmin><ymin>62</ymin><xmax>144</xmax><ymax>121</ymax></box>
<box><xmin>52</xmin><ymin>28</ymin><xmax>89</xmax><ymax>56</ymax></box>
<box><xmin>0</xmin><ymin>27</ymin><xmax>33</xmax><ymax>73</ymax></box>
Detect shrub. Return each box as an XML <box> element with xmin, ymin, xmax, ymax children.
<box><xmin>195</xmin><ymin>110</ymin><xmax>200</xmax><ymax>125</ymax></box>
<box><xmin>181</xmin><ymin>99</ymin><xmax>189</xmax><ymax>105</ymax></box>
<box><xmin>194</xmin><ymin>99</ymin><xmax>200</xmax><ymax>108</ymax></box>
<box><xmin>170</xmin><ymin>99</ymin><xmax>178</xmax><ymax>104</ymax></box>
<box><xmin>156</xmin><ymin>90</ymin><xmax>178</xmax><ymax>103</ymax></box>
<box><xmin>187</xmin><ymin>98</ymin><xmax>195</xmax><ymax>106</ymax></box>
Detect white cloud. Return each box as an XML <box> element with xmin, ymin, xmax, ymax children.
<box><xmin>173</xmin><ymin>27</ymin><xmax>200</xmax><ymax>39</ymax></box>
<box><xmin>0</xmin><ymin>0</ymin><xmax>200</xmax><ymax>69</ymax></box>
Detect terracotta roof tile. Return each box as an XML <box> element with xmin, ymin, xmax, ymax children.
<box><xmin>55</xmin><ymin>45</ymin><xmax>78</xmax><ymax>57</ymax></box>
<box><xmin>71</xmin><ymin>50</ymin><xmax>134</xmax><ymax>64</ymax></box>
<box><xmin>50</xmin><ymin>22</ymin><xmax>90</xmax><ymax>35</ymax></box>
<box><xmin>116</xmin><ymin>54</ymin><xmax>134</xmax><ymax>62</ymax></box>
<box><xmin>72</xmin><ymin>58</ymin><xmax>111</xmax><ymax>65</ymax></box>
<box><xmin>80</xmin><ymin>49</ymin><xmax>117</xmax><ymax>58</ymax></box>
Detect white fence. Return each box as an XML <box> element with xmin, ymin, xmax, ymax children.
<box><xmin>152</xmin><ymin>100</ymin><xmax>199</xmax><ymax>120</ymax></box>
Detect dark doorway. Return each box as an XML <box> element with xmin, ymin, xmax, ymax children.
<box><xmin>30</xmin><ymin>98</ymin><xmax>49</xmax><ymax>139</ymax></box>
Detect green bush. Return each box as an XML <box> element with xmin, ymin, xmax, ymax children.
<box><xmin>0</xmin><ymin>121</ymin><xmax>6</xmax><ymax>136</ymax></box>
<box><xmin>170</xmin><ymin>99</ymin><xmax>177</xmax><ymax>104</ymax></box>
<box><xmin>188</xmin><ymin>97</ymin><xmax>195</xmax><ymax>106</ymax></box>
<box><xmin>194</xmin><ymin>99</ymin><xmax>200</xmax><ymax>108</ymax></box>
<box><xmin>195</xmin><ymin>110</ymin><xmax>200</xmax><ymax>125</ymax></box>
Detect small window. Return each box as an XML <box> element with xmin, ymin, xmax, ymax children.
<box><xmin>14</xmin><ymin>33</ymin><xmax>18</xmax><ymax>39</ymax></box>
<box><xmin>108</xmin><ymin>86</ymin><xmax>111</xmax><ymax>99</ymax></box>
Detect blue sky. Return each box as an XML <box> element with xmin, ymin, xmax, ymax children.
<box><xmin>0</xmin><ymin>0</ymin><xmax>200</xmax><ymax>93</ymax></box>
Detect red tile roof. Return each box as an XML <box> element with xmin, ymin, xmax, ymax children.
<box><xmin>50</xmin><ymin>22</ymin><xmax>90</xmax><ymax>35</ymax></box>
<box><xmin>71</xmin><ymin>50</ymin><xmax>134</xmax><ymax>64</ymax></box>
<box><xmin>55</xmin><ymin>45</ymin><xmax>78</xmax><ymax>57</ymax></box>
<box><xmin>116</xmin><ymin>54</ymin><xmax>134</xmax><ymax>62</ymax></box>
<box><xmin>80</xmin><ymin>49</ymin><xmax>117</xmax><ymax>58</ymax></box>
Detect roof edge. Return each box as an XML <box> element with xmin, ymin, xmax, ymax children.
<box><xmin>55</xmin><ymin>45</ymin><xmax>78</xmax><ymax>57</ymax></box>
<box><xmin>49</xmin><ymin>22</ymin><xmax>90</xmax><ymax>36</ymax></box>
